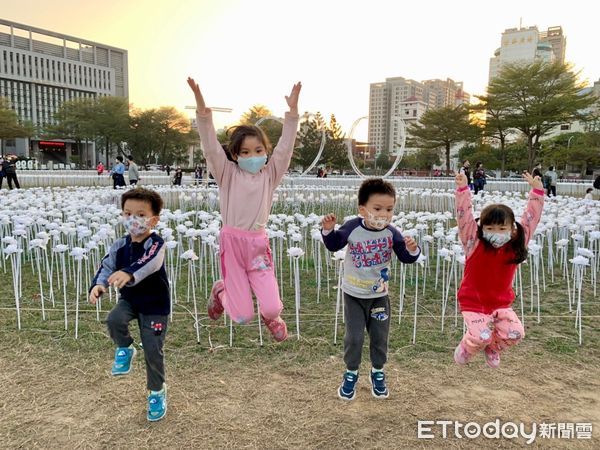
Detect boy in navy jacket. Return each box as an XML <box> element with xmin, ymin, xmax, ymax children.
<box><xmin>89</xmin><ymin>188</ymin><xmax>169</xmax><ymax>421</ymax></box>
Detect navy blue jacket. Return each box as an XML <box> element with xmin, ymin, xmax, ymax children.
<box><xmin>90</xmin><ymin>232</ymin><xmax>170</xmax><ymax>315</ymax></box>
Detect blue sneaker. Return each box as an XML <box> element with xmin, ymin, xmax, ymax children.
<box><xmin>338</xmin><ymin>371</ymin><xmax>358</xmax><ymax>401</ymax></box>
<box><xmin>111</xmin><ymin>345</ymin><xmax>136</xmax><ymax>376</ymax></box>
<box><xmin>147</xmin><ymin>384</ymin><xmax>167</xmax><ymax>422</ymax></box>
<box><xmin>370</xmin><ymin>370</ymin><xmax>389</xmax><ymax>399</ymax></box>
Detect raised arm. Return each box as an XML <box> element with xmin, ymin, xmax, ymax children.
<box><xmin>520</xmin><ymin>171</ymin><xmax>545</xmax><ymax>242</ymax></box>
<box><xmin>454</xmin><ymin>172</ymin><xmax>479</xmax><ymax>257</ymax></box>
<box><xmin>268</xmin><ymin>82</ymin><xmax>301</xmax><ymax>186</ymax></box>
<box><xmin>187</xmin><ymin>77</ymin><xmax>229</xmax><ymax>184</ymax></box>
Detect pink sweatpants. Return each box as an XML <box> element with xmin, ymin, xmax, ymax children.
<box><xmin>460</xmin><ymin>308</ymin><xmax>524</xmax><ymax>355</ymax></box>
<box><xmin>218</xmin><ymin>225</ymin><xmax>282</xmax><ymax>324</ymax></box>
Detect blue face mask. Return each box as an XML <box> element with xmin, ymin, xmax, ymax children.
<box><xmin>237</xmin><ymin>155</ymin><xmax>267</xmax><ymax>174</ymax></box>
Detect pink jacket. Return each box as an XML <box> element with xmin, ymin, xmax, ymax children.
<box><xmin>196</xmin><ymin>110</ymin><xmax>299</xmax><ymax>230</ymax></box>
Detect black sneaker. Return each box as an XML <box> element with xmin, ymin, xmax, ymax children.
<box><xmin>338</xmin><ymin>371</ymin><xmax>358</xmax><ymax>401</ymax></box>
<box><xmin>370</xmin><ymin>370</ymin><xmax>389</xmax><ymax>399</ymax></box>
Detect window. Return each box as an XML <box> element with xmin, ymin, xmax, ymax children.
<box><xmin>560</xmin><ymin>124</ymin><xmax>570</xmax><ymax>130</ymax></box>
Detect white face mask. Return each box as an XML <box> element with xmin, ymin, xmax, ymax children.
<box><xmin>482</xmin><ymin>230</ymin><xmax>512</xmax><ymax>248</ymax></box>
<box><xmin>123</xmin><ymin>215</ymin><xmax>151</xmax><ymax>237</ymax></box>
<box><xmin>365</xmin><ymin>211</ymin><xmax>391</xmax><ymax>230</ymax></box>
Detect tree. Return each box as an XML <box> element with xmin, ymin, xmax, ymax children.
<box><xmin>0</xmin><ymin>97</ymin><xmax>34</xmax><ymax>152</ymax></box>
<box><xmin>239</xmin><ymin>104</ymin><xmax>283</xmax><ymax>148</ymax></box>
<box><xmin>324</xmin><ymin>114</ymin><xmax>349</xmax><ymax>171</ymax></box>
<box><xmin>127</xmin><ymin>107</ymin><xmax>193</xmax><ymax>166</ymax></box>
<box><xmin>294</xmin><ymin>112</ymin><xmax>327</xmax><ymax>171</ymax></box>
<box><xmin>488</xmin><ymin>61</ymin><xmax>596</xmax><ymax>170</ymax></box>
<box><xmin>458</xmin><ymin>144</ymin><xmax>501</xmax><ymax>171</ymax></box>
<box><xmin>401</xmin><ymin>148</ymin><xmax>441</xmax><ymax>171</ymax></box>
<box><xmin>539</xmin><ymin>131</ymin><xmax>600</xmax><ymax>177</ymax></box>
<box><xmin>88</xmin><ymin>96</ymin><xmax>130</xmax><ymax>163</ymax></box>
<box><xmin>472</xmin><ymin>94</ymin><xmax>515</xmax><ymax>173</ymax></box>
<box><xmin>407</xmin><ymin>105</ymin><xmax>479</xmax><ymax>174</ymax></box>
<box><xmin>45</xmin><ymin>98</ymin><xmax>95</xmax><ymax>163</ymax></box>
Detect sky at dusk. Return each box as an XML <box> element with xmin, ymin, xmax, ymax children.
<box><xmin>2</xmin><ymin>0</ymin><xmax>599</xmax><ymax>136</ymax></box>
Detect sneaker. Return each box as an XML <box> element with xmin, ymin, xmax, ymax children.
<box><xmin>147</xmin><ymin>384</ymin><xmax>167</xmax><ymax>422</ymax></box>
<box><xmin>453</xmin><ymin>342</ymin><xmax>472</xmax><ymax>366</ymax></box>
<box><xmin>484</xmin><ymin>346</ymin><xmax>501</xmax><ymax>369</ymax></box>
<box><xmin>262</xmin><ymin>316</ymin><xmax>288</xmax><ymax>342</ymax></box>
<box><xmin>111</xmin><ymin>345</ymin><xmax>136</xmax><ymax>376</ymax></box>
<box><xmin>338</xmin><ymin>371</ymin><xmax>359</xmax><ymax>401</ymax></box>
<box><xmin>208</xmin><ymin>280</ymin><xmax>225</xmax><ymax>320</ymax></box>
<box><xmin>370</xmin><ymin>370</ymin><xmax>389</xmax><ymax>399</ymax></box>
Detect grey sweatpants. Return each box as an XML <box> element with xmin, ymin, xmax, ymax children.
<box><xmin>343</xmin><ymin>292</ymin><xmax>391</xmax><ymax>371</ymax></box>
<box><xmin>106</xmin><ymin>300</ymin><xmax>168</xmax><ymax>391</ymax></box>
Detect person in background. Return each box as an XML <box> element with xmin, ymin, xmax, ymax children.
<box><xmin>194</xmin><ymin>165</ymin><xmax>203</xmax><ymax>185</ymax></box>
<box><xmin>165</xmin><ymin>165</ymin><xmax>171</xmax><ymax>176</ymax></box>
<box><xmin>544</xmin><ymin>166</ymin><xmax>558</xmax><ymax>197</ymax></box>
<box><xmin>127</xmin><ymin>155</ymin><xmax>140</xmax><ymax>185</ymax></box>
<box><xmin>97</xmin><ymin>161</ymin><xmax>105</xmax><ymax>176</ymax></box>
<box><xmin>460</xmin><ymin>159</ymin><xmax>472</xmax><ymax>190</ymax></box>
<box><xmin>172</xmin><ymin>167</ymin><xmax>183</xmax><ymax>186</ymax></box>
<box><xmin>3</xmin><ymin>156</ymin><xmax>20</xmax><ymax>189</ymax></box>
<box><xmin>473</xmin><ymin>161</ymin><xmax>486</xmax><ymax>195</ymax></box>
<box><xmin>110</xmin><ymin>156</ymin><xmax>126</xmax><ymax>189</ymax></box>
<box><xmin>0</xmin><ymin>156</ymin><xmax>5</xmax><ymax>189</ymax></box>
<box><xmin>531</xmin><ymin>163</ymin><xmax>542</xmax><ymax>179</ymax></box>
<box><xmin>584</xmin><ymin>187</ymin><xmax>593</xmax><ymax>200</ymax></box>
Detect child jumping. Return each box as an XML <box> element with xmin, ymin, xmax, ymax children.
<box><xmin>453</xmin><ymin>171</ymin><xmax>544</xmax><ymax>368</ymax></box>
<box><xmin>89</xmin><ymin>188</ymin><xmax>170</xmax><ymax>422</ymax></box>
<box><xmin>187</xmin><ymin>77</ymin><xmax>301</xmax><ymax>341</ymax></box>
<box><xmin>321</xmin><ymin>178</ymin><xmax>420</xmax><ymax>400</ymax></box>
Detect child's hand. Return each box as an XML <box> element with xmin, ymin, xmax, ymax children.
<box><xmin>523</xmin><ymin>170</ymin><xmax>543</xmax><ymax>190</ymax></box>
<box><xmin>321</xmin><ymin>213</ymin><xmax>336</xmax><ymax>231</ymax></box>
<box><xmin>107</xmin><ymin>271</ymin><xmax>133</xmax><ymax>289</ymax></box>
<box><xmin>89</xmin><ymin>285</ymin><xmax>106</xmax><ymax>305</ymax></box>
<box><xmin>285</xmin><ymin>82</ymin><xmax>302</xmax><ymax>114</ymax></box>
<box><xmin>186</xmin><ymin>77</ymin><xmax>207</xmax><ymax>114</ymax></box>
<box><xmin>455</xmin><ymin>171</ymin><xmax>468</xmax><ymax>188</ymax></box>
<box><xmin>404</xmin><ymin>236</ymin><xmax>418</xmax><ymax>253</ymax></box>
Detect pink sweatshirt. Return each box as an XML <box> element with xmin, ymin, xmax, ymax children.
<box><xmin>196</xmin><ymin>110</ymin><xmax>299</xmax><ymax>230</ymax></box>
<box><xmin>455</xmin><ymin>186</ymin><xmax>545</xmax><ymax>313</ymax></box>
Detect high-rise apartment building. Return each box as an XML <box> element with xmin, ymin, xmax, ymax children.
<box><xmin>0</xmin><ymin>18</ymin><xmax>128</xmax><ymax>165</ymax></box>
<box><xmin>488</xmin><ymin>25</ymin><xmax>566</xmax><ymax>82</ymax></box>
<box><xmin>368</xmin><ymin>77</ymin><xmax>469</xmax><ymax>155</ymax></box>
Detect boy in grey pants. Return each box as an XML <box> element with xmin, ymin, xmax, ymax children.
<box><xmin>321</xmin><ymin>178</ymin><xmax>420</xmax><ymax>400</ymax></box>
<box><xmin>89</xmin><ymin>188</ymin><xmax>170</xmax><ymax>421</ymax></box>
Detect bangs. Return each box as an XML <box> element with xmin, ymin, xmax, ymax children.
<box><xmin>479</xmin><ymin>205</ymin><xmax>513</xmax><ymax>226</ymax></box>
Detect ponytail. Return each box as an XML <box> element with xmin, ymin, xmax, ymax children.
<box><xmin>509</xmin><ymin>222</ymin><xmax>528</xmax><ymax>264</ymax></box>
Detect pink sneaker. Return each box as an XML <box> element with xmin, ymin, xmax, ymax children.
<box><xmin>453</xmin><ymin>342</ymin><xmax>472</xmax><ymax>365</ymax></box>
<box><xmin>262</xmin><ymin>316</ymin><xmax>288</xmax><ymax>342</ymax></box>
<box><xmin>484</xmin><ymin>346</ymin><xmax>500</xmax><ymax>369</ymax></box>
<box><xmin>208</xmin><ymin>280</ymin><xmax>225</xmax><ymax>320</ymax></box>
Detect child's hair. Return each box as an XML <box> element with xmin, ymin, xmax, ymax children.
<box><xmin>121</xmin><ymin>188</ymin><xmax>163</xmax><ymax>216</ymax></box>
<box><xmin>586</xmin><ymin>188</ymin><xmax>593</xmax><ymax>194</ymax></box>
<box><xmin>477</xmin><ymin>204</ymin><xmax>527</xmax><ymax>264</ymax></box>
<box><xmin>116</xmin><ymin>155</ymin><xmax>124</xmax><ymax>163</ymax></box>
<box><xmin>127</xmin><ymin>155</ymin><xmax>133</xmax><ymax>161</ymax></box>
<box><xmin>358</xmin><ymin>178</ymin><xmax>396</xmax><ymax>206</ymax></box>
<box><xmin>226</xmin><ymin>125</ymin><xmax>272</xmax><ymax>161</ymax></box>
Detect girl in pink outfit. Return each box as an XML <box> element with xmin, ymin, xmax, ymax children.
<box><xmin>453</xmin><ymin>171</ymin><xmax>544</xmax><ymax>368</ymax></box>
<box><xmin>187</xmin><ymin>77</ymin><xmax>301</xmax><ymax>342</ymax></box>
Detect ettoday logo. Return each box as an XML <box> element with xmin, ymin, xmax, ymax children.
<box><xmin>417</xmin><ymin>420</ymin><xmax>593</xmax><ymax>444</ymax></box>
